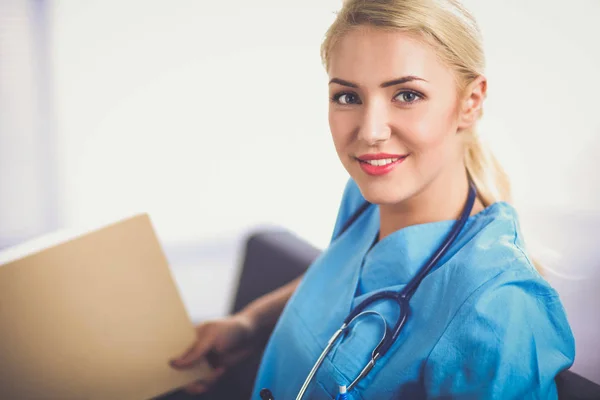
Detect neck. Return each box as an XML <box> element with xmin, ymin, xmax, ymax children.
<box><xmin>378</xmin><ymin>166</ymin><xmax>484</xmax><ymax>241</ymax></box>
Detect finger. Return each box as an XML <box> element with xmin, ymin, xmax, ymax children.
<box><xmin>171</xmin><ymin>331</ymin><xmax>216</xmax><ymax>368</ymax></box>
<box><xmin>171</xmin><ymin>343</ymin><xmax>195</xmax><ymax>364</ymax></box>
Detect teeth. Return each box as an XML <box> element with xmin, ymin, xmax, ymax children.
<box><xmin>364</xmin><ymin>158</ymin><xmax>400</xmax><ymax>166</ymax></box>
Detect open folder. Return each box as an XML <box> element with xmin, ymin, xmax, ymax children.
<box><xmin>0</xmin><ymin>214</ymin><xmax>212</xmax><ymax>400</ymax></box>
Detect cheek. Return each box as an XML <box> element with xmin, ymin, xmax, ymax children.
<box><xmin>399</xmin><ymin>104</ymin><xmax>459</xmax><ymax>155</ymax></box>
<box><xmin>329</xmin><ymin>111</ymin><xmax>354</xmax><ymax>152</ymax></box>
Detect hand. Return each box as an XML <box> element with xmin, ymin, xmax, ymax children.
<box><xmin>170</xmin><ymin>314</ymin><xmax>260</xmax><ymax>395</ymax></box>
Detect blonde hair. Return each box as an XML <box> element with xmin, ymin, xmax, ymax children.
<box><xmin>321</xmin><ymin>0</ymin><xmax>510</xmax><ymax>206</ymax></box>
<box><xmin>321</xmin><ymin>0</ymin><xmax>543</xmax><ymax>272</ymax></box>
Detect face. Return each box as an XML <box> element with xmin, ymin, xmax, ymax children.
<box><xmin>327</xmin><ymin>26</ymin><xmax>484</xmax><ymax>206</ymax></box>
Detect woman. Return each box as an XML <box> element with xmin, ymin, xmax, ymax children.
<box><xmin>171</xmin><ymin>0</ymin><xmax>575</xmax><ymax>398</ymax></box>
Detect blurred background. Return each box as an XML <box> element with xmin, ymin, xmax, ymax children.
<box><xmin>1</xmin><ymin>0</ymin><xmax>599</xmax><ymax>383</ymax></box>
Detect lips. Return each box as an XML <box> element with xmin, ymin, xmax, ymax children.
<box><xmin>356</xmin><ymin>153</ymin><xmax>409</xmax><ymax>176</ymax></box>
<box><xmin>357</xmin><ymin>152</ymin><xmax>407</xmax><ymax>161</ymax></box>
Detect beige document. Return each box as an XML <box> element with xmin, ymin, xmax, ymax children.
<box><xmin>0</xmin><ymin>214</ymin><xmax>212</xmax><ymax>399</ymax></box>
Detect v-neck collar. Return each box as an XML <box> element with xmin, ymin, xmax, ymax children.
<box><xmin>326</xmin><ymin>203</ymin><xmax>380</xmax><ymax>323</ymax></box>
<box><xmin>351</xmin><ymin>201</ymin><xmax>517</xmax><ymax>301</ymax></box>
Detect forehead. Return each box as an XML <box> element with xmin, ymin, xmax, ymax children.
<box><xmin>327</xmin><ymin>26</ymin><xmax>453</xmax><ymax>86</ymax></box>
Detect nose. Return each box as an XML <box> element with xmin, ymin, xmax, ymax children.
<box><xmin>357</xmin><ymin>99</ymin><xmax>391</xmax><ymax>145</ymax></box>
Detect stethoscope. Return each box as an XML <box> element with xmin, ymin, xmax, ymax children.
<box><xmin>261</xmin><ymin>181</ymin><xmax>477</xmax><ymax>400</ymax></box>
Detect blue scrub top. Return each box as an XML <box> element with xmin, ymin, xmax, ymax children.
<box><xmin>253</xmin><ymin>178</ymin><xmax>575</xmax><ymax>399</ymax></box>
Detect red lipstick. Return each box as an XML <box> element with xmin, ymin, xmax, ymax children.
<box><xmin>356</xmin><ymin>153</ymin><xmax>408</xmax><ymax>176</ymax></box>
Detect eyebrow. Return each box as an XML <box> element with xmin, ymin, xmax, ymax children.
<box><xmin>328</xmin><ymin>76</ymin><xmax>427</xmax><ymax>88</ymax></box>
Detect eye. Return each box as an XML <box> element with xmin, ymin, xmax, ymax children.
<box><xmin>394</xmin><ymin>90</ymin><xmax>422</xmax><ymax>104</ymax></box>
<box><xmin>331</xmin><ymin>92</ymin><xmax>361</xmax><ymax>105</ymax></box>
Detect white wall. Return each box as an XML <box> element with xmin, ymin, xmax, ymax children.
<box><xmin>51</xmin><ymin>0</ymin><xmax>347</xmax><ymax>248</ymax></box>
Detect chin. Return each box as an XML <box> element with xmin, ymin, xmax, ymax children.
<box><xmin>353</xmin><ymin>176</ymin><xmax>412</xmax><ymax>206</ymax></box>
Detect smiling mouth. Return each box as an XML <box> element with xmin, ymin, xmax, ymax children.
<box><xmin>357</xmin><ymin>157</ymin><xmax>404</xmax><ymax>166</ymax></box>
<box><xmin>355</xmin><ymin>153</ymin><xmax>409</xmax><ymax>164</ymax></box>
<box><xmin>355</xmin><ymin>154</ymin><xmax>409</xmax><ymax>176</ymax></box>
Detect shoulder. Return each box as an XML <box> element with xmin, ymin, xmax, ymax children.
<box><xmin>423</xmin><ymin>202</ymin><xmax>575</xmax><ymax>397</ymax></box>
<box><xmin>449</xmin><ymin>200</ymin><xmax>574</xmax><ymax>334</ymax></box>
<box><xmin>329</xmin><ymin>177</ymin><xmax>367</xmax><ymax>242</ymax></box>
<box><xmin>444</xmin><ymin>201</ymin><xmax>574</xmax><ymax>338</ymax></box>
<box><xmin>444</xmin><ymin>202</ymin><xmax>570</xmax><ymax>337</ymax></box>
<box><xmin>444</xmin><ymin>201</ymin><xmax>542</xmax><ymax>295</ymax></box>
<box><xmin>424</xmin><ymin>206</ymin><xmax>575</xmax><ymax>397</ymax></box>
<box><xmin>425</xmin><ymin>266</ymin><xmax>574</xmax><ymax>397</ymax></box>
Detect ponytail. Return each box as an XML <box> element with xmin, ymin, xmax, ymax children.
<box><xmin>463</xmin><ymin>131</ymin><xmax>511</xmax><ymax>206</ymax></box>
<box><xmin>464</xmin><ymin>132</ymin><xmax>544</xmax><ymax>274</ymax></box>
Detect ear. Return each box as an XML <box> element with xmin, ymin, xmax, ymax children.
<box><xmin>457</xmin><ymin>75</ymin><xmax>487</xmax><ymax>131</ymax></box>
